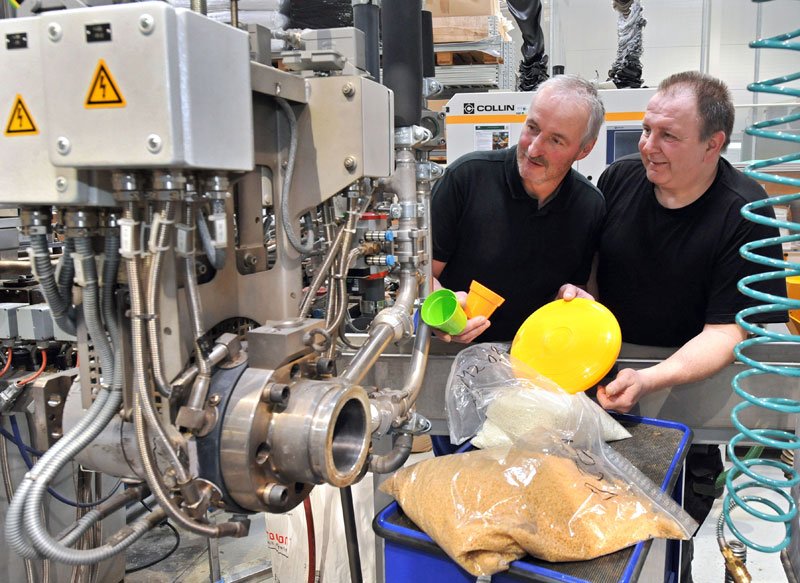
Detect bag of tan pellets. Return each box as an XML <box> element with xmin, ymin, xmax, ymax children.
<box><xmin>445</xmin><ymin>343</ymin><xmax>630</xmax><ymax>448</ymax></box>
<box><xmin>382</xmin><ymin>431</ymin><xmax>697</xmax><ymax>577</ymax></box>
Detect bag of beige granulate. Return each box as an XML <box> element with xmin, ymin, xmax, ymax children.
<box><xmin>381</xmin><ymin>430</ymin><xmax>698</xmax><ymax>577</ymax></box>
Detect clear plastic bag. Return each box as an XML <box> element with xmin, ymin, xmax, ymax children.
<box><xmin>445</xmin><ymin>343</ymin><xmax>630</xmax><ymax>448</ymax></box>
<box><xmin>381</xmin><ymin>430</ymin><xmax>698</xmax><ymax>576</ymax></box>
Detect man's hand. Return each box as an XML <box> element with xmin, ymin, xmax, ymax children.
<box><xmin>557</xmin><ymin>283</ymin><xmax>595</xmax><ymax>301</ymax></box>
<box><xmin>597</xmin><ymin>368</ymin><xmax>650</xmax><ymax>412</ymax></box>
<box><xmin>433</xmin><ymin>291</ymin><xmax>491</xmax><ymax>344</ymax></box>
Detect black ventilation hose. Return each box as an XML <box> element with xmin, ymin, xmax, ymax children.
<box><xmin>421</xmin><ymin>10</ymin><xmax>436</xmax><ymax>78</ymax></box>
<box><xmin>381</xmin><ymin>0</ymin><xmax>423</xmax><ymax>128</ymax></box>
<box><xmin>507</xmin><ymin>0</ymin><xmax>549</xmax><ymax>91</ymax></box>
<box><xmin>353</xmin><ymin>2</ymin><xmax>380</xmax><ymax>81</ymax></box>
<box><xmin>507</xmin><ymin>0</ymin><xmax>546</xmax><ymax>61</ymax></box>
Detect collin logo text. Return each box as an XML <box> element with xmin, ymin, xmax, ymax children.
<box><xmin>463</xmin><ymin>103</ymin><xmax>515</xmax><ymax>114</ymax></box>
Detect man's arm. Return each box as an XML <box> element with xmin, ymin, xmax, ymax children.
<box><xmin>597</xmin><ymin>322</ymin><xmax>746</xmax><ymax>412</ymax></box>
<box><xmin>429</xmin><ymin>259</ymin><xmax>490</xmax><ymax>343</ymax></box>
<box><xmin>431</xmin><ymin>259</ymin><xmax>446</xmax><ymax>290</ymax></box>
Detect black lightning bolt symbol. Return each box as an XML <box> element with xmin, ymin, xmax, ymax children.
<box><xmin>16</xmin><ymin>104</ymin><xmax>23</xmax><ymax>128</ymax></box>
<box><xmin>99</xmin><ymin>73</ymin><xmax>107</xmax><ymax>99</ymax></box>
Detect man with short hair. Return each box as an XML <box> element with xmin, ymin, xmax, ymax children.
<box><xmin>431</xmin><ymin>74</ymin><xmax>606</xmax><ymax>343</ymax></box>
<box><xmin>593</xmin><ymin>71</ymin><xmax>785</xmax><ymax>420</ymax></box>
<box><xmin>562</xmin><ymin>71</ymin><xmax>786</xmax><ymax>582</ymax></box>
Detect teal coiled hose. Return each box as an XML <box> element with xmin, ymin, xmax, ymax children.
<box><xmin>728</xmin><ymin>7</ymin><xmax>800</xmax><ymax>554</ymax></box>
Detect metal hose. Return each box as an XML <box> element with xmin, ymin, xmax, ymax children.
<box><xmin>73</xmin><ymin>236</ymin><xmax>114</xmax><ymax>383</ymax></box>
<box><xmin>124</xmin><ymin>215</ymin><xmax>190</xmax><ymax>483</ymax></box>
<box><xmin>5</xmin><ymin>389</ymin><xmax>111</xmax><ymax>559</ymax></box>
<box><xmin>102</xmin><ymin>227</ymin><xmax>124</xmax><ymax>402</ymax></box>
<box><xmin>30</xmin><ymin>234</ymin><xmax>76</xmax><ymax>336</ymax></box>
<box><xmin>324</xmin><ymin>247</ymin><xmax>363</xmax><ymax>339</ymax></box>
<box><xmin>299</xmin><ymin>207</ymin><xmax>349</xmax><ymax>316</ymax></box>
<box><xmin>14</xmin><ymin>389</ymin><xmax>122</xmax><ymax>562</ymax></box>
<box><xmin>27</xmin><ymin>486</ymin><xmax>165</xmax><ymax>567</ymax></box>
<box><xmin>56</xmin><ymin>485</ymin><xmax>147</xmax><ymax>548</ymax></box>
<box><xmin>146</xmin><ymin>200</ymin><xmax>176</xmax><ymax>398</ymax></box>
<box><xmin>126</xmin><ymin>204</ymin><xmax>244</xmax><ymax>539</ymax></box>
<box><xmin>101</xmin><ymin>228</ymin><xmax>120</xmax><ymax>339</ymax></box>
<box><xmin>182</xmin><ymin>202</ymin><xmax>212</xmax><ymax>412</ymax></box>
<box><xmin>276</xmin><ymin>97</ymin><xmax>314</xmax><ymax>255</ymax></box>
<box><xmin>23</xmin><ymin>232</ymin><xmax>122</xmax><ymax>562</ymax></box>
<box><xmin>132</xmin><ymin>391</ymin><xmax>245</xmax><ymax>539</ymax></box>
<box><xmin>315</xmin><ymin>194</ymin><xmax>369</xmax><ymax>328</ymax></box>
<box><xmin>57</xmin><ymin>238</ymin><xmax>75</xmax><ymax>309</ymax></box>
<box><xmin>368</xmin><ymin>433</ymin><xmax>413</xmax><ymax>474</ymax></box>
<box><xmin>8</xmin><ymin>231</ymin><xmax>123</xmax><ymax>561</ymax></box>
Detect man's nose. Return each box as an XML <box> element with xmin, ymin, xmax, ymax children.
<box><xmin>640</xmin><ymin>133</ymin><xmax>657</xmax><ymax>153</ymax></box>
<box><xmin>527</xmin><ymin>133</ymin><xmax>543</xmax><ymax>156</ymax></box>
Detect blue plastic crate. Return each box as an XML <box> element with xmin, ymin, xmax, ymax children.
<box><xmin>374</xmin><ymin>414</ymin><xmax>692</xmax><ymax>583</ymax></box>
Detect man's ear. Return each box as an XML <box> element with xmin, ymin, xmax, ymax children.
<box><xmin>575</xmin><ymin>138</ymin><xmax>597</xmax><ymax>161</ymax></box>
<box><xmin>705</xmin><ymin>130</ymin><xmax>726</xmax><ymax>157</ymax></box>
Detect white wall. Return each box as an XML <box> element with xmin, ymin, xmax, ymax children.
<box><xmin>496</xmin><ymin>0</ymin><xmax>800</xmax><ymax>160</ymax></box>
<box><xmin>548</xmin><ymin>0</ymin><xmax>797</xmax><ymax>103</ymax></box>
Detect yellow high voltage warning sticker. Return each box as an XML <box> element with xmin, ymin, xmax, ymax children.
<box><xmin>85</xmin><ymin>59</ymin><xmax>126</xmax><ymax>108</ymax></box>
<box><xmin>4</xmin><ymin>95</ymin><xmax>38</xmax><ymax>136</ymax></box>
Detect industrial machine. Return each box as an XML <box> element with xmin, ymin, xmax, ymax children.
<box><xmin>0</xmin><ymin>0</ymin><xmax>442</xmax><ymax>579</ymax></box>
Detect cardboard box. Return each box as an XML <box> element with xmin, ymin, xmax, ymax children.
<box><xmin>426</xmin><ymin>99</ymin><xmax>449</xmax><ymax>113</ymax></box>
<box><xmin>426</xmin><ymin>0</ymin><xmax>497</xmax><ymax>17</ymax></box>
<box><xmin>432</xmin><ymin>15</ymin><xmax>492</xmax><ymax>43</ymax></box>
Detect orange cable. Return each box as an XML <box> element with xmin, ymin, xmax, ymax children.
<box><xmin>0</xmin><ymin>348</ymin><xmax>12</xmax><ymax>379</ymax></box>
<box><xmin>18</xmin><ymin>350</ymin><xmax>47</xmax><ymax>386</ymax></box>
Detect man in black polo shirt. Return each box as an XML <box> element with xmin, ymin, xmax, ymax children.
<box><xmin>431</xmin><ymin>75</ymin><xmax>606</xmax><ymax>343</ymax></box>
<box><xmin>561</xmin><ymin>71</ymin><xmax>786</xmax><ymax>582</ymax></box>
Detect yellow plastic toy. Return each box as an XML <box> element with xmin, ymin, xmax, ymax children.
<box><xmin>510</xmin><ymin>298</ymin><xmax>622</xmax><ymax>393</ymax></box>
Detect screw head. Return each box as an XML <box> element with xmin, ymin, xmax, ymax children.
<box><xmin>342</xmin><ymin>82</ymin><xmax>356</xmax><ymax>97</ymax></box>
<box><xmin>55</xmin><ymin>177</ymin><xmax>68</xmax><ymax>192</ymax></box>
<box><xmin>139</xmin><ymin>14</ymin><xmax>155</xmax><ymax>34</ymax></box>
<box><xmin>47</xmin><ymin>23</ymin><xmax>62</xmax><ymax>42</ymax></box>
<box><xmin>146</xmin><ymin>134</ymin><xmax>162</xmax><ymax>154</ymax></box>
<box><xmin>343</xmin><ymin>156</ymin><xmax>357</xmax><ymax>172</ymax></box>
<box><xmin>56</xmin><ymin>137</ymin><xmax>71</xmax><ymax>155</ymax></box>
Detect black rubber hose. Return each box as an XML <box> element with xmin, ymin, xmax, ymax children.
<box><xmin>353</xmin><ymin>2</ymin><xmax>380</xmax><ymax>81</ymax></box>
<box><xmin>421</xmin><ymin>10</ymin><xmax>435</xmax><ymax>78</ymax></box>
<box><xmin>340</xmin><ymin>486</ymin><xmax>363</xmax><ymax>583</ymax></box>
<box><xmin>507</xmin><ymin>0</ymin><xmax>545</xmax><ymax>60</ymax></box>
<box><xmin>381</xmin><ymin>0</ymin><xmax>422</xmax><ymax>127</ymax></box>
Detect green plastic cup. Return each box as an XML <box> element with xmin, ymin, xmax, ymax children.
<box><xmin>421</xmin><ymin>289</ymin><xmax>467</xmax><ymax>335</ymax></box>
